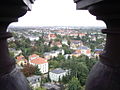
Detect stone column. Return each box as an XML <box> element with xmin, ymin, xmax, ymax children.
<box><xmin>0</xmin><ymin>1</ymin><xmax>34</xmax><ymax>90</ymax></box>
<box><xmin>85</xmin><ymin>2</ymin><xmax>120</xmax><ymax>90</ymax></box>
<box><xmin>74</xmin><ymin>1</ymin><xmax>120</xmax><ymax>90</ymax></box>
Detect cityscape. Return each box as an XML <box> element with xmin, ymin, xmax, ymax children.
<box><xmin>8</xmin><ymin>26</ymin><xmax>106</xmax><ymax>90</ymax></box>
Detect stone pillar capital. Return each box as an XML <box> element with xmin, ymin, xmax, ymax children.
<box><xmin>74</xmin><ymin>1</ymin><xmax>120</xmax><ymax>90</ymax></box>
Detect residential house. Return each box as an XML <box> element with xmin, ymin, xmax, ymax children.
<box><xmin>62</xmin><ymin>39</ymin><xmax>68</xmax><ymax>46</ymax></box>
<box><xmin>44</xmin><ymin>40</ymin><xmax>50</xmax><ymax>46</ymax></box>
<box><xmin>29</xmin><ymin>36</ymin><xmax>39</xmax><ymax>41</ymax></box>
<box><xmin>78</xmin><ymin>33</ymin><xmax>86</xmax><ymax>38</ymax></box>
<box><xmin>44</xmin><ymin>51</ymin><xmax>59</xmax><ymax>60</ymax></box>
<box><xmin>30</xmin><ymin>41</ymin><xmax>36</xmax><ymax>47</ymax></box>
<box><xmin>8</xmin><ymin>37</ymin><xmax>15</xmax><ymax>42</ymax></box>
<box><xmin>49</xmin><ymin>68</ymin><xmax>68</xmax><ymax>82</ymax></box>
<box><xmin>50</xmin><ymin>41</ymin><xmax>62</xmax><ymax>48</ymax></box>
<box><xmin>94</xmin><ymin>49</ymin><xmax>103</xmax><ymax>58</ymax></box>
<box><xmin>27</xmin><ymin>75</ymin><xmax>41</xmax><ymax>89</ymax></box>
<box><xmin>29</xmin><ymin>54</ymin><xmax>39</xmax><ymax>61</ymax></box>
<box><xmin>29</xmin><ymin>54</ymin><xmax>48</xmax><ymax>74</ymax></box>
<box><xmin>44</xmin><ymin>49</ymin><xmax>65</xmax><ymax>60</ymax></box>
<box><xmin>64</xmin><ymin>54</ymin><xmax>71</xmax><ymax>59</ymax></box>
<box><xmin>48</xmin><ymin>34</ymin><xmax>57</xmax><ymax>40</ymax></box>
<box><xmin>44</xmin><ymin>52</ymin><xmax>52</xmax><ymax>60</ymax></box>
<box><xmin>9</xmin><ymin>48</ymin><xmax>22</xmax><ymax>57</ymax></box>
<box><xmin>43</xmin><ymin>83</ymin><xmax>61</xmax><ymax>90</ymax></box>
<box><xmin>69</xmin><ymin>33</ymin><xmax>78</xmax><ymax>38</ymax></box>
<box><xmin>77</xmin><ymin>46</ymin><xmax>91</xmax><ymax>57</ymax></box>
<box><xmin>70</xmin><ymin>40</ymin><xmax>83</xmax><ymax>50</ymax></box>
<box><xmin>71</xmin><ymin>50</ymin><xmax>81</xmax><ymax>57</ymax></box>
<box><xmin>26</xmin><ymin>35</ymin><xmax>39</xmax><ymax>41</ymax></box>
<box><xmin>55</xmin><ymin>49</ymin><xmax>65</xmax><ymax>55</ymax></box>
<box><xmin>50</xmin><ymin>51</ymin><xmax>59</xmax><ymax>58</ymax></box>
<box><xmin>16</xmin><ymin>55</ymin><xmax>27</xmax><ymax>66</ymax></box>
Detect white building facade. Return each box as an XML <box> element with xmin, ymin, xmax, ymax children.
<box><xmin>49</xmin><ymin>68</ymin><xmax>68</xmax><ymax>82</ymax></box>
<box><xmin>29</xmin><ymin>54</ymin><xmax>48</xmax><ymax>74</ymax></box>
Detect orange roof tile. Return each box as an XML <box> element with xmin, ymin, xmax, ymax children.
<box><xmin>17</xmin><ymin>55</ymin><xmax>25</xmax><ymax>61</ymax></box>
<box><xmin>50</xmin><ymin>34</ymin><xmax>56</xmax><ymax>38</ymax></box>
<box><xmin>16</xmin><ymin>55</ymin><xmax>27</xmax><ymax>63</ymax></box>
<box><xmin>75</xmin><ymin>50</ymin><xmax>81</xmax><ymax>53</ymax></box>
<box><xmin>86</xmin><ymin>50</ymin><xmax>91</xmax><ymax>54</ymax></box>
<box><xmin>30</xmin><ymin>57</ymin><xmax>48</xmax><ymax>64</ymax></box>
<box><xmin>29</xmin><ymin>54</ymin><xmax>39</xmax><ymax>58</ymax></box>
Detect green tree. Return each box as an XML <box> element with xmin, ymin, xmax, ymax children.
<box><xmin>62</xmin><ymin>44</ymin><xmax>73</xmax><ymax>54</ymax></box>
<box><xmin>68</xmin><ymin>77</ymin><xmax>81</xmax><ymax>90</ymax></box>
<box><xmin>56</xmin><ymin>54</ymin><xmax>65</xmax><ymax>61</ymax></box>
<box><xmin>47</xmin><ymin>72</ymin><xmax>51</xmax><ymax>82</ymax></box>
<box><xmin>35</xmin><ymin>87</ymin><xmax>46</xmax><ymax>90</ymax></box>
<box><xmin>9</xmin><ymin>51</ymin><xmax>15</xmax><ymax>58</ymax></box>
<box><xmin>58</xmin><ymin>76</ymin><xmax>62</xmax><ymax>84</ymax></box>
<box><xmin>62</xmin><ymin>74</ymin><xmax>71</xmax><ymax>84</ymax></box>
<box><xmin>77</xmin><ymin>62</ymin><xmax>89</xmax><ymax>86</ymax></box>
<box><xmin>34</xmin><ymin>65</ymin><xmax>42</xmax><ymax>75</ymax></box>
<box><xmin>51</xmin><ymin>45</ymin><xmax>59</xmax><ymax>51</ymax></box>
<box><xmin>21</xmin><ymin>63</ymin><xmax>36</xmax><ymax>77</ymax></box>
<box><xmin>85</xmin><ymin>58</ymin><xmax>97</xmax><ymax>71</ymax></box>
<box><xmin>49</xmin><ymin>60</ymin><xmax>60</xmax><ymax>69</ymax></box>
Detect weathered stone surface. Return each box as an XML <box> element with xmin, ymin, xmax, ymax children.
<box><xmin>74</xmin><ymin>1</ymin><xmax>120</xmax><ymax>90</ymax></box>
<box><xmin>86</xmin><ymin>62</ymin><xmax>120</xmax><ymax>90</ymax></box>
<box><xmin>0</xmin><ymin>68</ymin><xmax>31</xmax><ymax>90</ymax></box>
<box><xmin>74</xmin><ymin>0</ymin><xmax>103</xmax><ymax>9</ymax></box>
<box><xmin>0</xmin><ymin>1</ymin><xmax>34</xmax><ymax>90</ymax></box>
<box><xmin>0</xmin><ymin>0</ymin><xmax>34</xmax><ymax>10</ymax></box>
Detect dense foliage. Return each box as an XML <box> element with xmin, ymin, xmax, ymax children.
<box><xmin>8</xmin><ymin>31</ymin><xmax>104</xmax><ymax>89</ymax></box>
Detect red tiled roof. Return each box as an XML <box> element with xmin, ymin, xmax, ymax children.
<box><xmin>17</xmin><ymin>55</ymin><xmax>25</xmax><ymax>61</ymax></box>
<box><xmin>75</xmin><ymin>50</ymin><xmax>81</xmax><ymax>54</ymax></box>
<box><xmin>30</xmin><ymin>57</ymin><xmax>48</xmax><ymax>64</ymax></box>
<box><xmin>29</xmin><ymin>54</ymin><xmax>39</xmax><ymax>58</ymax></box>
<box><xmin>50</xmin><ymin>34</ymin><xmax>56</xmax><ymax>37</ymax></box>
<box><xmin>79</xmin><ymin>33</ymin><xmax>86</xmax><ymax>36</ymax></box>
<box><xmin>51</xmin><ymin>41</ymin><xmax>62</xmax><ymax>46</ymax></box>
<box><xmin>86</xmin><ymin>50</ymin><xmax>91</xmax><ymax>54</ymax></box>
<box><xmin>16</xmin><ymin>55</ymin><xmax>27</xmax><ymax>62</ymax></box>
<box><xmin>56</xmin><ymin>42</ymin><xmax>62</xmax><ymax>45</ymax></box>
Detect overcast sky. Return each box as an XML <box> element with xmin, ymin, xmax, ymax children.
<box><xmin>11</xmin><ymin>0</ymin><xmax>106</xmax><ymax>27</ymax></box>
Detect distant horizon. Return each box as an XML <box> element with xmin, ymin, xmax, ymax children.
<box><xmin>10</xmin><ymin>0</ymin><xmax>106</xmax><ymax>27</ymax></box>
<box><xmin>9</xmin><ymin>25</ymin><xmax>106</xmax><ymax>28</ymax></box>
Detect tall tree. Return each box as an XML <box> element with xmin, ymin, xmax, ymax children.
<box><xmin>21</xmin><ymin>63</ymin><xmax>36</xmax><ymax>77</ymax></box>
<box><xmin>34</xmin><ymin>65</ymin><xmax>42</xmax><ymax>75</ymax></box>
<box><xmin>68</xmin><ymin>77</ymin><xmax>81</xmax><ymax>90</ymax></box>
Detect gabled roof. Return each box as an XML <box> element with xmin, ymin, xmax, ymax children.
<box><xmin>30</xmin><ymin>57</ymin><xmax>48</xmax><ymax>64</ymax></box>
<box><xmin>43</xmin><ymin>83</ymin><xmax>60</xmax><ymax>89</ymax></box>
<box><xmin>29</xmin><ymin>54</ymin><xmax>39</xmax><ymax>59</ymax></box>
<box><xmin>27</xmin><ymin>75</ymin><xmax>41</xmax><ymax>84</ymax></box>
<box><xmin>16</xmin><ymin>55</ymin><xmax>27</xmax><ymax>62</ymax></box>
<box><xmin>77</xmin><ymin>46</ymin><xmax>90</xmax><ymax>50</ymax></box>
<box><xmin>94</xmin><ymin>49</ymin><xmax>103</xmax><ymax>52</ymax></box>
<box><xmin>94</xmin><ymin>49</ymin><xmax>103</xmax><ymax>54</ymax></box>
<box><xmin>17</xmin><ymin>55</ymin><xmax>24</xmax><ymax>60</ymax></box>
<box><xmin>71</xmin><ymin>40</ymin><xmax>82</xmax><ymax>44</ymax></box>
<box><xmin>74</xmin><ymin>50</ymin><xmax>81</xmax><ymax>54</ymax></box>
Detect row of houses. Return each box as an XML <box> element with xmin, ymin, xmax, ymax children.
<box><xmin>16</xmin><ymin>54</ymin><xmax>68</xmax><ymax>89</ymax></box>
<box><xmin>44</xmin><ymin>49</ymin><xmax>64</xmax><ymax>60</ymax></box>
<box><xmin>16</xmin><ymin>54</ymin><xmax>48</xmax><ymax>74</ymax></box>
<box><xmin>26</xmin><ymin>68</ymin><xmax>68</xmax><ymax>89</ymax></box>
<box><xmin>71</xmin><ymin>46</ymin><xmax>91</xmax><ymax>57</ymax></box>
<box><xmin>43</xmin><ymin>33</ymin><xmax>86</xmax><ymax>41</ymax></box>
